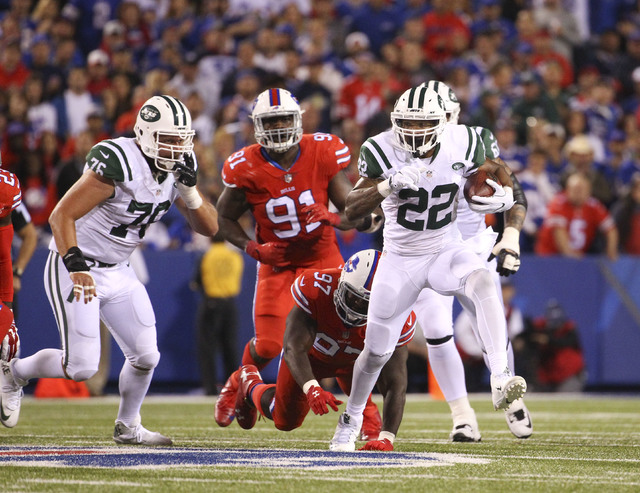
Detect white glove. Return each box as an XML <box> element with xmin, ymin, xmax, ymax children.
<box><xmin>488</xmin><ymin>226</ymin><xmax>521</xmax><ymax>276</ymax></box>
<box><xmin>469</xmin><ymin>180</ymin><xmax>515</xmax><ymax>214</ymax></box>
<box><xmin>377</xmin><ymin>166</ymin><xmax>427</xmax><ymax>197</ymax></box>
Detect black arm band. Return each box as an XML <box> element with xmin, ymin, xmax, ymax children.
<box><xmin>355</xmin><ymin>214</ymin><xmax>373</xmax><ymax>232</ymax></box>
<box><xmin>62</xmin><ymin>246</ymin><xmax>90</xmax><ymax>273</ymax></box>
<box><xmin>511</xmin><ymin>175</ymin><xmax>528</xmax><ymax>210</ymax></box>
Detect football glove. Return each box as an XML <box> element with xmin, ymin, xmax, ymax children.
<box><xmin>359</xmin><ymin>438</ymin><xmax>394</xmax><ymax>451</ymax></box>
<box><xmin>174</xmin><ymin>153</ymin><xmax>203</xmax><ymax>209</ymax></box>
<box><xmin>305</xmin><ymin>385</ymin><xmax>342</xmax><ymax>415</ymax></box>
<box><xmin>378</xmin><ymin>165</ymin><xmax>427</xmax><ymax>197</ymax></box>
<box><xmin>488</xmin><ymin>226</ymin><xmax>521</xmax><ymax>276</ymax></box>
<box><xmin>1</xmin><ymin>322</ymin><xmax>19</xmax><ymax>362</ymax></box>
<box><xmin>174</xmin><ymin>153</ymin><xmax>197</xmax><ymax>187</ymax></box>
<box><xmin>469</xmin><ymin>180</ymin><xmax>515</xmax><ymax>214</ymax></box>
<box><xmin>301</xmin><ymin>203</ymin><xmax>341</xmax><ymax>227</ymax></box>
<box><xmin>245</xmin><ymin>240</ymin><xmax>291</xmax><ymax>267</ymax></box>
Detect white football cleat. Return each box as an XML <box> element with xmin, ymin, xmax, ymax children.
<box><xmin>491</xmin><ymin>368</ymin><xmax>527</xmax><ymax>411</ymax></box>
<box><xmin>504</xmin><ymin>398</ymin><xmax>533</xmax><ymax>438</ymax></box>
<box><xmin>113</xmin><ymin>416</ymin><xmax>172</xmax><ymax>446</ymax></box>
<box><xmin>450</xmin><ymin>410</ymin><xmax>481</xmax><ymax>442</ymax></box>
<box><xmin>329</xmin><ymin>412</ymin><xmax>362</xmax><ymax>452</ymax></box>
<box><xmin>1</xmin><ymin>359</ymin><xmax>24</xmax><ymax>428</ymax></box>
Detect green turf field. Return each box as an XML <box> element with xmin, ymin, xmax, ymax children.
<box><xmin>1</xmin><ymin>393</ymin><xmax>638</xmax><ymax>492</ymax></box>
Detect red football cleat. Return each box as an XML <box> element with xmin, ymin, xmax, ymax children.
<box><xmin>214</xmin><ymin>369</ymin><xmax>240</xmax><ymax>427</ymax></box>
<box><xmin>235</xmin><ymin>365</ymin><xmax>263</xmax><ymax>430</ymax></box>
<box><xmin>360</xmin><ymin>397</ymin><xmax>382</xmax><ymax>441</ymax></box>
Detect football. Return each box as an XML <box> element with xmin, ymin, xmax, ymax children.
<box><xmin>463</xmin><ymin>169</ymin><xmax>499</xmax><ymax>204</ymax></box>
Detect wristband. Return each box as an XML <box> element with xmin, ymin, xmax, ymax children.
<box><xmin>62</xmin><ymin>246</ymin><xmax>90</xmax><ymax>273</ymax></box>
<box><xmin>176</xmin><ymin>182</ymin><xmax>203</xmax><ymax>209</ymax></box>
<box><xmin>377</xmin><ymin>179</ymin><xmax>392</xmax><ymax>198</ymax></box>
<box><xmin>377</xmin><ymin>431</ymin><xmax>395</xmax><ymax>443</ymax></box>
<box><xmin>12</xmin><ymin>267</ymin><xmax>23</xmax><ymax>278</ymax></box>
<box><xmin>501</xmin><ymin>226</ymin><xmax>520</xmax><ymax>245</ymax></box>
<box><xmin>302</xmin><ymin>379</ymin><xmax>320</xmax><ymax>394</ymax></box>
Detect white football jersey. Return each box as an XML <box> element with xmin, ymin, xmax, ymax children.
<box><xmin>358</xmin><ymin>124</ymin><xmax>486</xmax><ymax>255</ymax></box>
<box><xmin>456</xmin><ymin>126</ymin><xmax>500</xmax><ymax>240</ymax></box>
<box><xmin>49</xmin><ymin>137</ymin><xmax>187</xmax><ymax>263</ymax></box>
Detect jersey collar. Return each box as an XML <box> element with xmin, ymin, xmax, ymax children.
<box><xmin>260</xmin><ymin>146</ymin><xmax>301</xmax><ymax>172</ymax></box>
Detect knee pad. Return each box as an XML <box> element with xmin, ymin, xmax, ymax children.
<box><xmin>130</xmin><ymin>350</ymin><xmax>160</xmax><ymax>371</ymax></box>
<box><xmin>253</xmin><ymin>339</ymin><xmax>282</xmax><ymax>361</ymax></box>
<box><xmin>464</xmin><ymin>269</ymin><xmax>495</xmax><ymax>301</ymax></box>
<box><xmin>64</xmin><ymin>362</ymin><xmax>98</xmax><ymax>382</ymax></box>
<box><xmin>369</xmin><ymin>282</ymin><xmax>400</xmax><ymax>320</ymax></box>
<box><xmin>358</xmin><ymin>346</ymin><xmax>393</xmax><ymax>374</ymax></box>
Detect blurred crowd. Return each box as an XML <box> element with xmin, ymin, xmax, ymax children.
<box><xmin>1</xmin><ymin>0</ymin><xmax>640</xmax><ymax>255</ymax></box>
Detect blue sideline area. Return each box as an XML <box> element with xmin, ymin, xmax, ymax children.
<box><xmin>15</xmin><ymin>248</ymin><xmax>640</xmax><ymax>390</ymax></box>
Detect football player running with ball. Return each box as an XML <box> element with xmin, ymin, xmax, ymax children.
<box><xmin>2</xmin><ymin>95</ymin><xmax>218</xmax><ymax>444</ymax></box>
<box><xmin>215</xmin><ymin>88</ymin><xmax>383</xmax><ymax>439</ymax></box>
<box><xmin>411</xmin><ymin>81</ymin><xmax>532</xmax><ymax>442</ymax></box>
<box><xmin>234</xmin><ymin>250</ymin><xmax>415</xmax><ymax>451</ymax></box>
<box><xmin>0</xmin><ymin>168</ymin><xmax>22</xmax><ymax>428</ymax></box>
<box><xmin>330</xmin><ymin>85</ymin><xmax>527</xmax><ymax>451</ymax></box>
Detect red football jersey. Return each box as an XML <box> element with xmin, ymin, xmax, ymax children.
<box><xmin>291</xmin><ymin>267</ymin><xmax>416</xmax><ymax>368</ymax></box>
<box><xmin>222</xmin><ymin>134</ymin><xmax>350</xmax><ymax>267</ymax></box>
<box><xmin>535</xmin><ymin>193</ymin><xmax>615</xmax><ymax>255</ymax></box>
<box><xmin>0</xmin><ymin>169</ymin><xmax>21</xmax><ymax>219</ymax></box>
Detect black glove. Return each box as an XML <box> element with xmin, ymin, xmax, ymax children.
<box><xmin>174</xmin><ymin>153</ymin><xmax>197</xmax><ymax>187</ymax></box>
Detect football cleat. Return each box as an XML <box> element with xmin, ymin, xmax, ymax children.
<box><xmin>215</xmin><ymin>369</ymin><xmax>240</xmax><ymax>427</ymax></box>
<box><xmin>329</xmin><ymin>412</ymin><xmax>362</xmax><ymax>452</ymax></box>
<box><xmin>450</xmin><ymin>410</ymin><xmax>481</xmax><ymax>442</ymax></box>
<box><xmin>504</xmin><ymin>398</ymin><xmax>533</xmax><ymax>438</ymax></box>
<box><xmin>360</xmin><ymin>398</ymin><xmax>382</xmax><ymax>441</ymax></box>
<box><xmin>491</xmin><ymin>368</ymin><xmax>527</xmax><ymax>411</ymax></box>
<box><xmin>235</xmin><ymin>365</ymin><xmax>262</xmax><ymax>430</ymax></box>
<box><xmin>1</xmin><ymin>359</ymin><xmax>24</xmax><ymax>428</ymax></box>
<box><xmin>113</xmin><ymin>416</ymin><xmax>172</xmax><ymax>446</ymax></box>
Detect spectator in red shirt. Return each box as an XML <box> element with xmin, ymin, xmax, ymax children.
<box><xmin>422</xmin><ymin>0</ymin><xmax>471</xmax><ymax>65</ymax></box>
<box><xmin>0</xmin><ymin>41</ymin><xmax>30</xmax><ymax>90</ymax></box>
<box><xmin>524</xmin><ymin>299</ymin><xmax>586</xmax><ymax>392</ymax></box>
<box><xmin>535</xmin><ymin>172</ymin><xmax>618</xmax><ymax>259</ymax></box>
<box><xmin>611</xmin><ymin>173</ymin><xmax>640</xmax><ymax>255</ymax></box>
<box><xmin>531</xmin><ymin>29</ymin><xmax>574</xmax><ymax>88</ymax></box>
<box><xmin>336</xmin><ymin>52</ymin><xmax>384</xmax><ymax>127</ymax></box>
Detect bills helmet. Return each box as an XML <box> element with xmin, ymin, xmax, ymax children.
<box><xmin>334</xmin><ymin>249</ymin><xmax>381</xmax><ymax>328</ymax></box>
<box><xmin>134</xmin><ymin>95</ymin><xmax>195</xmax><ymax>172</ymax></box>
<box><xmin>251</xmin><ymin>88</ymin><xmax>304</xmax><ymax>153</ymax></box>
<box><xmin>391</xmin><ymin>86</ymin><xmax>446</xmax><ymax>156</ymax></box>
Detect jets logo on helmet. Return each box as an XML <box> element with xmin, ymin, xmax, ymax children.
<box><xmin>251</xmin><ymin>88</ymin><xmax>304</xmax><ymax>153</ymax></box>
<box><xmin>139</xmin><ymin>105</ymin><xmax>160</xmax><ymax>122</ymax></box>
<box><xmin>391</xmin><ymin>86</ymin><xmax>446</xmax><ymax>156</ymax></box>
<box><xmin>421</xmin><ymin>80</ymin><xmax>461</xmax><ymax>124</ymax></box>
<box><xmin>334</xmin><ymin>249</ymin><xmax>381</xmax><ymax>328</ymax></box>
<box><xmin>134</xmin><ymin>95</ymin><xmax>195</xmax><ymax>172</ymax></box>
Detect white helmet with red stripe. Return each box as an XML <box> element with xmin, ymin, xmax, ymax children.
<box><xmin>251</xmin><ymin>88</ymin><xmax>304</xmax><ymax>152</ymax></box>
<box><xmin>334</xmin><ymin>249</ymin><xmax>381</xmax><ymax>328</ymax></box>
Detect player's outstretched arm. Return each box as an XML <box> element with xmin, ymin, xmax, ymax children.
<box><xmin>283</xmin><ymin>305</ymin><xmax>319</xmax><ymax>390</ymax></box>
